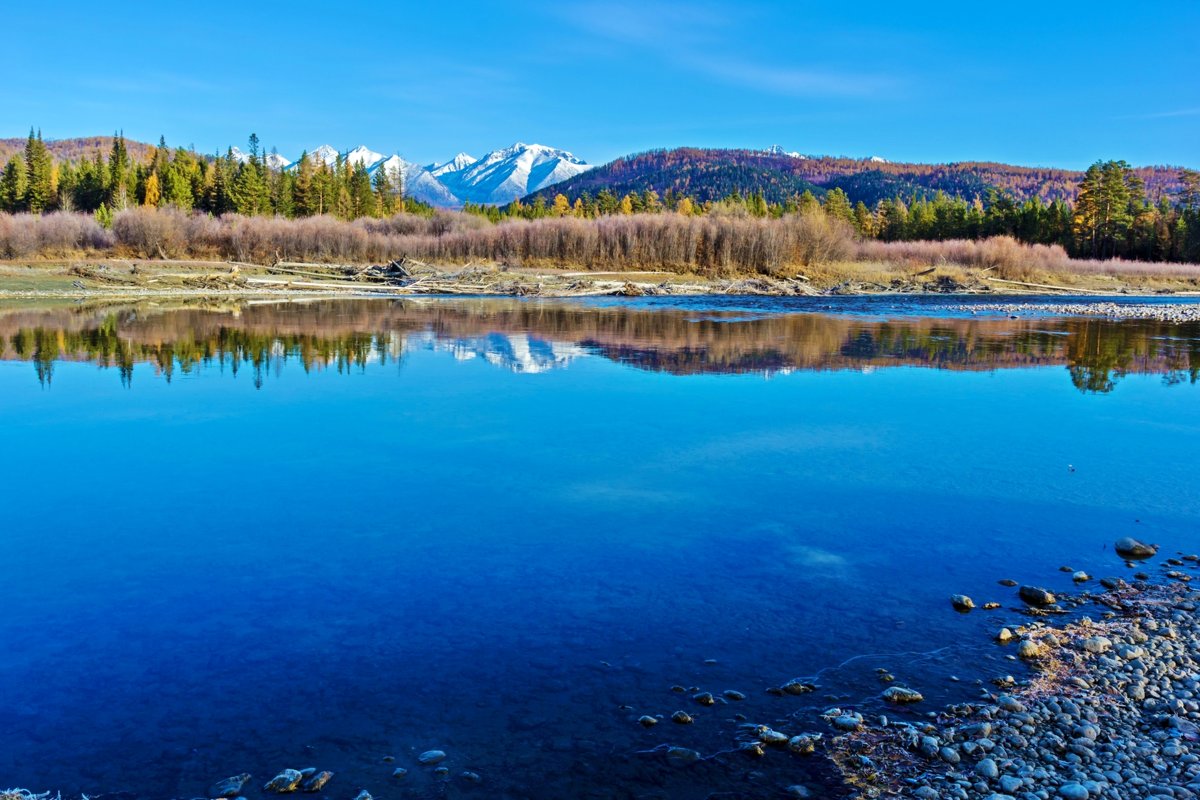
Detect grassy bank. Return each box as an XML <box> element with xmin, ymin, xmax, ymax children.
<box><xmin>2</xmin><ymin>208</ymin><xmax>1200</xmax><ymax>298</ymax></box>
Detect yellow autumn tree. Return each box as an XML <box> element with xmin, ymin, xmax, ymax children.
<box><xmin>552</xmin><ymin>193</ymin><xmax>570</xmax><ymax>216</ymax></box>
<box><xmin>143</xmin><ymin>173</ymin><xmax>161</xmax><ymax>207</ymax></box>
<box><xmin>677</xmin><ymin>197</ymin><xmax>695</xmax><ymax>216</ymax></box>
<box><xmin>572</xmin><ymin>198</ymin><xmax>585</xmax><ymax>217</ymax></box>
<box><xmin>619</xmin><ymin>194</ymin><xmax>634</xmax><ymax>215</ymax></box>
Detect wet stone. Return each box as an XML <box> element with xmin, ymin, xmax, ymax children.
<box><xmin>671</xmin><ymin>711</ymin><xmax>693</xmax><ymax>724</ymax></box>
<box><xmin>391</xmin><ymin>768</ymin><xmax>408</xmax><ymax>779</ymax></box>
<box><xmin>300</xmin><ymin>771</ymin><xmax>332</xmax><ymax>793</ymax></box>
<box><xmin>882</xmin><ymin>686</ymin><xmax>924</xmax><ymax>704</ymax></box>
<box><xmin>722</xmin><ymin>689</ymin><xmax>746</xmax><ymax>701</ymax></box>
<box><xmin>1019</xmin><ymin>586</ymin><xmax>1056</xmax><ymax>606</ymax></box>
<box><xmin>209</xmin><ymin>775</ymin><xmax>251</xmax><ymax>798</ymax></box>
<box><xmin>638</xmin><ymin>715</ymin><xmax>658</xmax><ymax>728</ymax></box>
<box><xmin>1115</xmin><ymin>537</ymin><xmax>1157</xmax><ymax>559</ymax></box>
<box><xmin>418</xmin><ymin>750</ymin><xmax>447</xmax><ymax>765</ymax></box>
<box><xmin>693</xmin><ymin>691</ymin><xmax>715</xmax><ymax>706</ymax></box>
<box><xmin>263</xmin><ymin>770</ymin><xmax>303</xmax><ymax>793</ymax></box>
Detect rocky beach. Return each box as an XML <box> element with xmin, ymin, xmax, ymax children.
<box><xmin>820</xmin><ymin>538</ymin><xmax>1200</xmax><ymax>800</ymax></box>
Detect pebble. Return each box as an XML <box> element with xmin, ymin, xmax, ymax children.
<box><xmin>723</xmin><ymin>689</ymin><xmax>746</xmax><ymax>701</ymax></box>
<box><xmin>417</xmin><ymin>750</ymin><xmax>447</xmax><ymax>765</ymax></box>
<box><xmin>882</xmin><ymin>686</ymin><xmax>924</xmax><ymax>704</ymax></box>
<box><xmin>671</xmin><ymin>711</ymin><xmax>693</xmax><ymax>724</ymax></box>
<box><xmin>263</xmin><ymin>770</ymin><xmax>303</xmax><ymax>793</ymax></box>
<box><xmin>952</xmin><ymin>594</ymin><xmax>977</xmax><ymax>610</ymax></box>
<box><xmin>638</xmin><ymin>715</ymin><xmax>658</xmax><ymax>727</ymax></box>
<box><xmin>391</xmin><ymin>768</ymin><xmax>408</xmax><ymax>779</ymax></box>
<box><xmin>1058</xmin><ymin>784</ymin><xmax>1089</xmax><ymax>800</ymax></box>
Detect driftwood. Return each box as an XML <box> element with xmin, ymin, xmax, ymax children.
<box><xmin>985</xmin><ymin>276</ymin><xmax>1108</xmax><ymax>294</ymax></box>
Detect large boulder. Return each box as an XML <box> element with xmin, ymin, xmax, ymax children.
<box><xmin>1115</xmin><ymin>537</ymin><xmax>1157</xmax><ymax>559</ymax></box>
<box><xmin>1018</xmin><ymin>585</ymin><xmax>1056</xmax><ymax>606</ymax></box>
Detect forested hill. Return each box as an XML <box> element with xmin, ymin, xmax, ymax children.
<box><xmin>524</xmin><ymin>148</ymin><xmax>1188</xmax><ymax>207</ymax></box>
<box><xmin>0</xmin><ymin>136</ymin><xmax>161</xmax><ymax>166</ymax></box>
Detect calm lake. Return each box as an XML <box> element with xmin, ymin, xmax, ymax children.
<box><xmin>2</xmin><ymin>295</ymin><xmax>1199</xmax><ymax>799</ymax></box>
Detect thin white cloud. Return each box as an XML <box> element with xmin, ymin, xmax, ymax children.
<box><xmin>1113</xmin><ymin>108</ymin><xmax>1200</xmax><ymax>122</ymax></box>
<box><xmin>557</xmin><ymin>1</ymin><xmax>898</xmax><ymax>98</ymax></box>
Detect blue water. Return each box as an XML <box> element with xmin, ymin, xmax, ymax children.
<box><xmin>1</xmin><ymin>297</ymin><xmax>1199</xmax><ymax>799</ymax></box>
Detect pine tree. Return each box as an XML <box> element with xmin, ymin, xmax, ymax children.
<box><xmin>823</xmin><ymin>187</ymin><xmax>853</xmax><ymax>223</ymax></box>
<box><xmin>1</xmin><ymin>155</ymin><xmax>27</xmax><ymax>212</ymax></box>
<box><xmin>108</xmin><ymin>132</ymin><xmax>131</xmax><ymax>210</ymax></box>
<box><xmin>23</xmin><ymin>129</ymin><xmax>54</xmax><ymax>213</ymax></box>
<box><xmin>292</xmin><ymin>152</ymin><xmax>314</xmax><ymax>216</ymax></box>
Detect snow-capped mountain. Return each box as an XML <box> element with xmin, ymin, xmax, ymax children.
<box><xmin>268</xmin><ymin>142</ymin><xmax>591</xmax><ymax>206</ymax></box>
<box><xmin>344</xmin><ymin>145</ymin><xmax>386</xmax><ymax>169</ymax></box>
<box><xmin>869</xmin><ymin>155</ymin><xmax>888</xmax><ymax>164</ymax></box>
<box><xmin>229</xmin><ymin>147</ymin><xmax>292</xmax><ymax>170</ymax></box>
<box><xmin>438</xmin><ymin>143</ymin><xmax>593</xmax><ymax>205</ymax></box>
<box><xmin>428</xmin><ymin>152</ymin><xmax>477</xmax><ymax>177</ymax></box>
<box><xmin>764</xmin><ymin>144</ymin><xmax>805</xmax><ymax>159</ymax></box>
<box><xmin>367</xmin><ymin>155</ymin><xmax>460</xmax><ymax>207</ymax></box>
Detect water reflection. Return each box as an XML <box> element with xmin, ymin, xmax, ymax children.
<box><xmin>2</xmin><ymin>298</ymin><xmax>1199</xmax><ymax>392</ymax></box>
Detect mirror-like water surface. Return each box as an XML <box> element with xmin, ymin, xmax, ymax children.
<box><xmin>2</xmin><ymin>296</ymin><xmax>1199</xmax><ymax>799</ymax></box>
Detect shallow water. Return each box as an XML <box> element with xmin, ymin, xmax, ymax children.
<box><xmin>2</xmin><ymin>296</ymin><xmax>1199</xmax><ymax>799</ymax></box>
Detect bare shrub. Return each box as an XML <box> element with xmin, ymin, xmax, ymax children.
<box><xmin>113</xmin><ymin>207</ymin><xmax>187</xmax><ymax>258</ymax></box>
<box><xmin>0</xmin><ymin>213</ymin><xmax>113</xmax><ymax>258</ymax></box>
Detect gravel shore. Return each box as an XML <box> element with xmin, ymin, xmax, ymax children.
<box><xmin>952</xmin><ymin>302</ymin><xmax>1200</xmax><ymax>323</ymax></box>
<box><xmin>828</xmin><ymin>549</ymin><xmax>1200</xmax><ymax>800</ymax></box>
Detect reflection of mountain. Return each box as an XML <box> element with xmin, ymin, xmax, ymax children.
<box><xmin>1</xmin><ymin>299</ymin><xmax>1198</xmax><ymax>393</ymax></box>
<box><xmin>422</xmin><ymin>332</ymin><xmax>588</xmax><ymax>374</ymax></box>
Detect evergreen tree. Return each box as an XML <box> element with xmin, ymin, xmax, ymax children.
<box><xmin>23</xmin><ymin>129</ymin><xmax>54</xmax><ymax>212</ymax></box>
<box><xmin>108</xmin><ymin>132</ymin><xmax>131</xmax><ymax>210</ymax></box>
<box><xmin>1</xmin><ymin>155</ymin><xmax>27</xmax><ymax>212</ymax></box>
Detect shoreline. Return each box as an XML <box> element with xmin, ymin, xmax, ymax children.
<box><xmin>3</xmin><ymin>259</ymin><xmax>1200</xmax><ymax>305</ymax></box>
<box><xmin>822</xmin><ymin>545</ymin><xmax>1199</xmax><ymax>799</ymax></box>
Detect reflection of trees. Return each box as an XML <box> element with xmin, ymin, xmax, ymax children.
<box><xmin>1</xmin><ymin>300</ymin><xmax>1198</xmax><ymax>393</ymax></box>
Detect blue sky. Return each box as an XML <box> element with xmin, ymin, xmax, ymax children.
<box><xmin>4</xmin><ymin>0</ymin><xmax>1198</xmax><ymax>169</ymax></box>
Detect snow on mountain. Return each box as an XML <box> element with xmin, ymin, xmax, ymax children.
<box><xmin>271</xmin><ymin>141</ymin><xmax>589</xmax><ymax>206</ymax></box>
<box><xmin>306</xmin><ymin>144</ymin><xmax>342</xmax><ymax>167</ymax></box>
<box><xmin>764</xmin><ymin>144</ymin><xmax>805</xmax><ymax>159</ymax></box>
<box><xmin>439</xmin><ymin>143</ymin><xmax>592</xmax><ymax>205</ymax></box>
<box><xmin>229</xmin><ymin>147</ymin><xmax>292</xmax><ymax>170</ymax></box>
<box><xmin>428</xmin><ymin>152</ymin><xmax>477</xmax><ymax>177</ymax></box>
<box><xmin>263</xmin><ymin>152</ymin><xmax>291</xmax><ymax>170</ymax></box>
<box><xmin>344</xmin><ymin>145</ymin><xmax>386</xmax><ymax>169</ymax></box>
<box><xmin>869</xmin><ymin>155</ymin><xmax>888</xmax><ymax>164</ymax></box>
<box><xmin>368</xmin><ymin>155</ymin><xmax>460</xmax><ymax>207</ymax></box>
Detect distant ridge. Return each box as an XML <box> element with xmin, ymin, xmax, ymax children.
<box><xmin>524</xmin><ymin>147</ymin><xmax>1189</xmax><ymax>207</ymax></box>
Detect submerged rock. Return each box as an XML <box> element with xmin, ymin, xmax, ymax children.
<box><xmin>692</xmin><ymin>691</ymin><xmax>715</xmax><ymax>706</ymax></box>
<box><xmin>353</xmin><ymin>792</ymin><xmax>373</xmax><ymax>800</ymax></box>
<box><xmin>263</xmin><ymin>770</ymin><xmax>303</xmax><ymax>793</ymax></box>
<box><xmin>1072</xmin><ymin>571</ymin><xmax>1090</xmax><ymax>582</ymax></box>
<box><xmin>666</xmin><ymin>746</ymin><xmax>700</xmax><ymax>766</ymax></box>
<box><xmin>209</xmin><ymin>774</ymin><xmax>251</xmax><ymax>798</ymax></box>
<box><xmin>391</xmin><ymin>768</ymin><xmax>408</xmax><ymax>779</ymax></box>
<box><xmin>638</xmin><ymin>715</ymin><xmax>658</xmax><ymax>728</ymax></box>
<box><xmin>300</xmin><ymin>771</ymin><xmax>332</xmax><ymax>793</ymax></box>
<box><xmin>722</xmin><ymin>689</ymin><xmax>746</xmax><ymax>701</ymax></box>
<box><xmin>781</xmin><ymin>679</ymin><xmax>816</xmax><ymax>695</ymax></box>
<box><xmin>1115</xmin><ymin>537</ymin><xmax>1157</xmax><ymax>559</ymax></box>
<box><xmin>418</xmin><ymin>750</ymin><xmax>447</xmax><ymax>765</ymax></box>
<box><xmin>758</xmin><ymin>728</ymin><xmax>790</xmax><ymax>746</ymax></box>
<box><xmin>1018</xmin><ymin>585</ymin><xmax>1056</xmax><ymax>606</ymax></box>
<box><xmin>882</xmin><ymin>686</ymin><xmax>924</xmax><ymax>704</ymax></box>
<box><xmin>460</xmin><ymin>771</ymin><xmax>482</xmax><ymax>783</ymax></box>
<box><xmin>951</xmin><ymin>594</ymin><xmax>976</xmax><ymax>611</ymax></box>
<box><xmin>788</xmin><ymin>734</ymin><xmax>820</xmax><ymax>755</ymax></box>
<box><xmin>671</xmin><ymin>710</ymin><xmax>694</xmax><ymax>724</ymax></box>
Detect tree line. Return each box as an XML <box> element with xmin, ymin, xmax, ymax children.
<box><xmin>0</xmin><ymin>130</ymin><xmax>431</xmax><ymax>225</ymax></box>
<box><xmin>1</xmin><ymin>130</ymin><xmax>1198</xmax><ymax>264</ymax></box>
